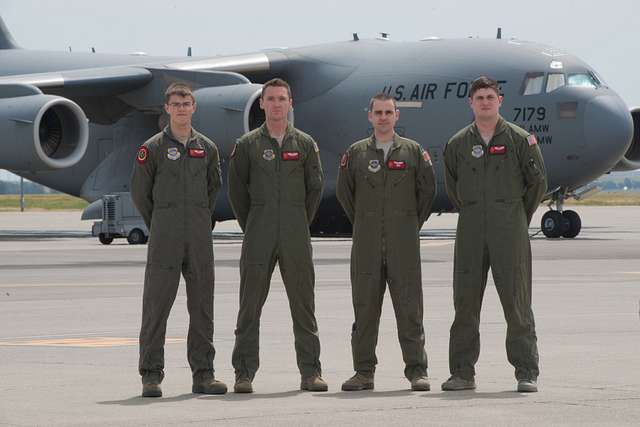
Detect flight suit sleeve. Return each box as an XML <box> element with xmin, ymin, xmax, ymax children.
<box><xmin>336</xmin><ymin>149</ymin><xmax>356</xmax><ymax>224</ymax></box>
<box><xmin>227</xmin><ymin>141</ymin><xmax>251</xmax><ymax>232</ymax></box>
<box><xmin>304</xmin><ymin>138</ymin><xmax>324</xmax><ymax>224</ymax></box>
<box><xmin>130</xmin><ymin>143</ymin><xmax>156</xmax><ymax>229</ymax></box>
<box><xmin>207</xmin><ymin>143</ymin><xmax>222</xmax><ymax>218</ymax></box>
<box><xmin>443</xmin><ymin>141</ymin><xmax>462</xmax><ymax>210</ymax></box>
<box><xmin>520</xmin><ymin>135</ymin><xmax>547</xmax><ymax>225</ymax></box>
<box><xmin>416</xmin><ymin>147</ymin><xmax>436</xmax><ymax>228</ymax></box>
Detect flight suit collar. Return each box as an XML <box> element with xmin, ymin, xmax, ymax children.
<box><xmin>259</xmin><ymin>122</ymin><xmax>295</xmax><ymax>143</ymax></box>
<box><xmin>469</xmin><ymin>115</ymin><xmax>509</xmax><ymax>140</ymax></box>
<box><xmin>162</xmin><ymin>126</ymin><xmax>205</xmax><ymax>150</ymax></box>
<box><xmin>368</xmin><ymin>133</ymin><xmax>402</xmax><ymax>155</ymax></box>
<box><xmin>163</xmin><ymin>126</ymin><xmax>197</xmax><ymax>146</ymax></box>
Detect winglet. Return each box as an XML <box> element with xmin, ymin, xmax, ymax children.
<box><xmin>0</xmin><ymin>16</ymin><xmax>19</xmax><ymax>49</ymax></box>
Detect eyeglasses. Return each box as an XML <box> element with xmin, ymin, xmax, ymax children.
<box><xmin>168</xmin><ymin>102</ymin><xmax>193</xmax><ymax>109</ymax></box>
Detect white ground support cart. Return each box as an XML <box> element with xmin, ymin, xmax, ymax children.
<box><xmin>91</xmin><ymin>192</ymin><xmax>149</xmax><ymax>245</ymax></box>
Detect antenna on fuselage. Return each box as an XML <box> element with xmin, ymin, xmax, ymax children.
<box><xmin>91</xmin><ymin>47</ymin><xmax>95</xmax><ymax>53</ymax></box>
<box><xmin>187</xmin><ymin>46</ymin><xmax>192</xmax><ymax>57</ymax></box>
<box><xmin>497</xmin><ymin>27</ymin><xmax>502</xmax><ymax>39</ymax></box>
<box><xmin>352</xmin><ymin>33</ymin><xmax>359</xmax><ymax>41</ymax></box>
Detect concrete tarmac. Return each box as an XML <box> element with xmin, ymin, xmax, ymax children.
<box><xmin>0</xmin><ymin>207</ymin><xmax>639</xmax><ymax>426</ymax></box>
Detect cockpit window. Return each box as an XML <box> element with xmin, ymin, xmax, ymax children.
<box><xmin>522</xmin><ymin>73</ymin><xmax>545</xmax><ymax>95</ymax></box>
<box><xmin>567</xmin><ymin>73</ymin><xmax>598</xmax><ymax>88</ymax></box>
<box><xmin>546</xmin><ymin>73</ymin><xmax>566</xmax><ymax>93</ymax></box>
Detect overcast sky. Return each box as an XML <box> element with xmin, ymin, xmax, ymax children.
<box><xmin>1</xmin><ymin>0</ymin><xmax>638</xmax><ymax>179</ymax></box>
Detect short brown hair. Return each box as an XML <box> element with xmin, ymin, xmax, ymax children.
<box><xmin>261</xmin><ymin>78</ymin><xmax>292</xmax><ymax>99</ymax></box>
<box><xmin>469</xmin><ymin>76</ymin><xmax>500</xmax><ymax>98</ymax></box>
<box><xmin>164</xmin><ymin>82</ymin><xmax>195</xmax><ymax>104</ymax></box>
<box><xmin>368</xmin><ymin>93</ymin><xmax>397</xmax><ymax>111</ymax></box>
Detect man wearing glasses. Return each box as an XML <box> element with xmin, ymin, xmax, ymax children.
<box><xmin>131</xmin><ymin>82</ymin><xmax>226</xmax><ymax>397</ymax></box>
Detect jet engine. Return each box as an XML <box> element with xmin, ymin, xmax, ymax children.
<box><xmin>612</xmin><ymin>106</ymin><xmax>640</xmax><ymax>171</ymax></box>
<box><xmin>0</xmin><ymin>94</ymin><xmax>89</xmax><ymax>171</ymax></box>
<box><xmin>191</xmin><ymin>83</ymin><xmax>268</xmax><ymax>154</ymax></box>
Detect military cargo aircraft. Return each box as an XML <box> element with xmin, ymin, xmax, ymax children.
<box><xmin>0</xmin><ymin>17</ymin><xmax>636</xmax><ymax>238</ymax></box>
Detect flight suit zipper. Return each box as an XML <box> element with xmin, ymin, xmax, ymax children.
<box><xmin>381</xmin><ymin>143</ymin><xmax>401</xmax><ymax>264</ymax></box>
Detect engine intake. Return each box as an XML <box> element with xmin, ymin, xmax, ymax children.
<box><xmin>191</xmin><ymin>83</ymin><xmax>292</xmax><ymax>156</ymax></box>
<box><xmin>612</xmin><ymin>106</ymin><xmax>640</xmax><ymax>171</ymax></box>
<box><xmin>0</xmin><ymin>94</ymin><xmax>89</xmax><ymax>170</ymax></box>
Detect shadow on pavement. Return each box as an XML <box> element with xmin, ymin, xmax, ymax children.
<box><xmin>315</xmin><ymin>390</ymin><xmax>414</xmax><ymax>399</ymax></box>
<box><xmin>422</xmin><ymin>390</ymin><xmax>529</xmax><ymax>400</ymax></box>
<box><xmin>98</xmin><ymin>393</ymin><xmax>222</xmax><ymax>406</ymax></box>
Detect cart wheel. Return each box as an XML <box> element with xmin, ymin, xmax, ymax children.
<box><xmin>127</xmin><ymin>228</ymin><xmax>146</xmax><ymax>245</ymax></box>
<box><xmin>98</xmin><ymin>233</ymin><xmax>114</xmax><ymax>245</ymax></box>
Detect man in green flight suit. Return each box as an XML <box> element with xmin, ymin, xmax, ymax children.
<box><xmin>131</xmin><ymin>82</ymin><xmax>227</xmax><ymax>397</ymax></box>
<box><xmin>336</xmin><ymin>93</ymin><xmax>436</xmax><ymax>391</ymax></box>
<box><xmin>227</xmin><ymin>78</ymin><xmax>327</xmax><ymax>393</ymax></box>
<box><xmin>442</xmin><ymin>76</ymin><xmax>547</xmax><ymax>393</ymax></box>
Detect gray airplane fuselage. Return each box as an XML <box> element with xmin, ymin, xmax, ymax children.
<box><xmin>0</xmin><ymin>37</ymin><xmax>634</xmax><ymax>233</ymax></box>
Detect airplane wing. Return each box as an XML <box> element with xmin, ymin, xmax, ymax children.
<box><xmin>0</xmin><ymin>62</ymin><xmax>260</xmax><ymax>124</ymax></box>
<box><xmin>0</xmin><ymin>52</ymin><xmax>273</xmax><ymax>171</ymax></box>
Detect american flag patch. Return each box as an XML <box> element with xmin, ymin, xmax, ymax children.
<box><xmin>340</xmin><ymin>152</ymin><xmax>348</xmax><ymax>168</ymax></box>
<box><xmin>527</xmin><ymin>134</ymin><xmax>538</xmax><ymax>146</ymax></box>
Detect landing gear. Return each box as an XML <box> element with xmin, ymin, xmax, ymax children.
<box><xmin>541</xmin><ymin>211</ymin><xmax>567</xmax><ymax>238</ymax></box>
<box><xmin>561</xmin><ymin>210</ymin><xmax>581</xmax><ymax>238</ymax></box>
<box><xmin>540</xmin><ymin>190</ymin><xmax>582</xmax><ymax>238</ymax></box>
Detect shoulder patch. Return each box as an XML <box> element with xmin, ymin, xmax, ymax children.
<box><xmin>527</xmin><ymin>134</ymin><xmax>538</xmax><ymax>146</ymax></box>
<box><xmin>136</xmin><ymin>146</ymin><xmax>148</xmax><ymax>165</ymax></box>
<box><xmin>340</xmin><ymin>152</ymin><xmax>349</xmax><ymax>168</ymax></box>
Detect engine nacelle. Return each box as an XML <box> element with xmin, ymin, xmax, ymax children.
<box><xmin>612</xmin><ymin>106</ymin><xmax>640</xmax><ymax>171</ymax></box>
<box><xmin>0</xmin><ymin>94</ymin><xmax>89</xmax><ymax>170</ymax></box>
<box><xmin>192</xmin><ymin>83</ymin><xmax>274</xmax><ymax>154</ymax></box>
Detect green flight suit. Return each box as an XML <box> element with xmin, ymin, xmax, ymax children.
<box><xmin>336</xmin><ymin>134</ymin><xmax>436</xmax><ymax>380</ymax></box>
<box><xmin>131</xmin><ymin>126</ymin><xmax>222</xmax><ymax>383</ymax></box>
<box><xmin>443</xmin><ymin>116</ymin><xmax>547</xmax><ymax>381</ymax></box>
<box><xmin>228</xmin><ymin>123</ymin><xmax>324</xmax><ymax>381</ymax></box>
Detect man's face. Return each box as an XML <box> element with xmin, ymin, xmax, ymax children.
<box><xmin>468</xmin><ymin>88</ymin><xmax>503</xmax><ymax>121</ymax></box>
<box><xmin>164</xmin><ymin>94</ymin><xmax>196</xmax><ymax>127</ymax></box>
<box><xmin>368</xmin><ymin>99</ymin><xmax>399</xmax><ymax>135</ymax></box>
<box><xmin>260</xmin><ymin>86</ymin><xmax>292</xmax><ymax>122</ymax></box>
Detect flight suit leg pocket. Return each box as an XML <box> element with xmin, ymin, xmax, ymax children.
<box><xmin>452</xmin><ymin>269</ymin><xmax>471</xmax><ymax>305</ymax></box>
<box><xmin>403</xmin><ymin>269</ymin><xmax>423</xmax><ymax>307</ymax></box>
<box><xmin>353</xmin><ymin>273</ymin><xmax>374</xmax><ymax>309</ymax></box>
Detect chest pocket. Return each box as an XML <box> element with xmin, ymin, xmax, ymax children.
<box><xmin>386</xmin><ymin>157</ymin><xmax>412</xmax><ymax>186</ymax></box>
<box><xmin>154</xmin><ymin>153</ymin><xmax>183</xmax><ymax>203</ymax></box>
<box><xmin>255</xmin><ymin>146</ymin><xmax>277</xmax><ymax>176</ymax></box>
<box><xmin>358</xmin><ymin>154</ymin><xmax>384</xmax><ymax>188</ymax></box>
<box><xmin>456</xmin><ymin>148</ymin><xmax>482</xmax><ymax>203</ymax></box>
<box><xmin>281</xmin><ymin>150</ymin><xmax>305</xmax><ymax>176</ymax></box>
<box><xmin>187</xmin><ymin>154</ymin><xmax>207</xmax><ymax>176</ymax></box>
<box><xmin>488</xmin><ymin>143</ymin><xmax>524</xmax><ymax>200</ymax></box>
<box><xmin>187</xmin><ymin>154</ymin><xmax>208</xmax><ymax>202</ymax></box>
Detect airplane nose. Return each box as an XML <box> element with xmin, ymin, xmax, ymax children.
<box><xmin>584</xmin><ymin>94</ymin><xmax>633</xmax><ymax>163</ymax></box>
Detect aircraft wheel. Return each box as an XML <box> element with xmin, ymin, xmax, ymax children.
<box><xmin>127</xmin><ymin>228</ymin><xmax>146</xmax><ymax>245</ymax></box>
<box><xmin>562</xmin><ymin>210</ymin><xmax>582</xmax><ymax>238</ymax></box>
<box><xmin>98</xmin><ymin>233</ymin><xmax>114</xmax><ymax>245</ymax></box>
<box><xmin>541</xmin><ymin>211</ymin><xmax>568</xmax><ymax>238</ymax></box>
